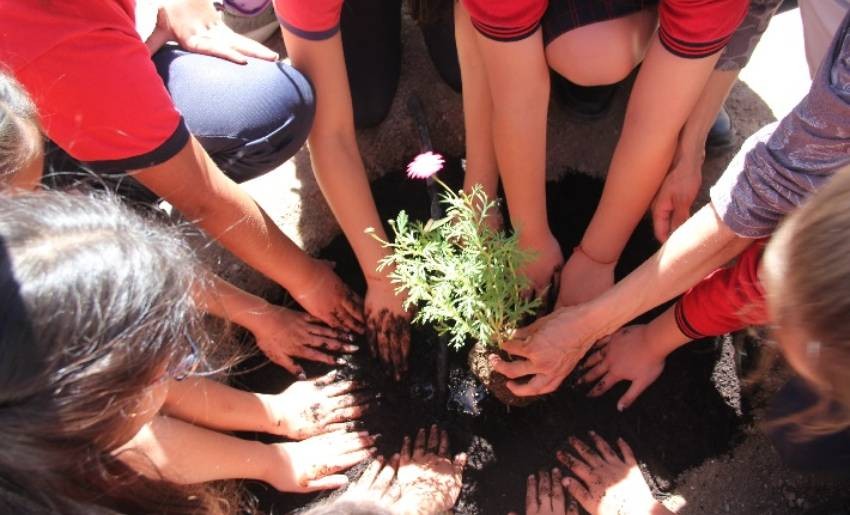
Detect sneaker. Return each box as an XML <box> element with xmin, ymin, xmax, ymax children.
<box><xmin>220</xmin><ymin>1</ymin><xmax>279</xmax><ymax>43</ymax></box>
<box><xmin>706</xmin><ymin>105</ymin><xmax>734</xmax><ymax>153</ymax></box>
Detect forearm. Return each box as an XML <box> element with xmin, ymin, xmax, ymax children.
<box><xmin>679</xmin><ymin>68</ymin><xmax>739</xmax><ymax>157</ymax></box>
<box><xmin>163</xmin><ymin>377</ymin><xmax>277</xmax><ymax>434</ymax></box>
<box><xmin>197</xmin><ymin>273</ymin><xmax>273</xmax><ymax>332</ymax></box>
<box><xmin>116</xmin><ymin>415</ymin><xmax>273</xmax><ymax>485</ymax></box>
<box><xmin>133</xmin><ymin>138</ymin><xmax>318</xmax><ymax>293</ymax></box>
<box><xmin>580</xmin><ymin>204</ymin><xmax>751</xmax><ymax>342</ymax></box>
<box><xmin>582</xmin><ymin>40</ymin><xmax>721</xmax><ymax>262</ymax></box>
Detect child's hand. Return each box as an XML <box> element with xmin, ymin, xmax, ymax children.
<box><xmin>512</xmin><ymin>468</ymin><xmax>579</xmax><ymax>515</ymax></box>
<box><xmin>264</xmin><ymin>431</ymin><xmax>376</xmax><ymax>493</ymax></box>
<box><xmin>395</xmin><ymin>425</ymin><xmax>467</xmax><ymax>515</ymax></box>
<box><xmin>557</xmin><ymin>433</ymin><xmax>669</xmax><ymax>515</ymax></box>
<box><xmin>250</xmin><ymin>305</ymin><xmax>358</xmax><ymax>376</ymax></box>
<box><xmin>339</xmin><ymin>455</ymin><xmax>402</xmax><ymax>507</ymax></box>
<box><xmin>292</xmin><ymin>259</ymin><xmax>366</xmax><ymax>335</ymax></box>
<box><xmin>364</xmin><ymin>277</ymin><xmax>411</xmax><ymax>381</ymax></box>
<box><xmin>580</xmin><ymin>325</ymin><xmax>665</xmax><ymax>411</ymax></box>
<box><xmin>265</xmin><ymin>371</ymin><xmax>369</xmax><ymax>440</ymax></box>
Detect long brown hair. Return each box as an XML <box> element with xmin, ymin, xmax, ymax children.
<box><xmin>0</xmin><ymin>191</ymin><xmax>241</xmax><ymax>513</ymax></box>
<box><xmin>763</xmin><ymin>166</ymin><xmax>850</xmax><ymax>439</ymax></box>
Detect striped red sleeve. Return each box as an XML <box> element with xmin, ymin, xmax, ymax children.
<box><xmin>274</xmin><ymin>0</ymin><xmax>344</xmax><ymax>41</ymax></box>
<box><xmin>462</xmin><ymin>0</ymin><xmax>547</xmax><ymax>42</ymax></box>
<box><xmin>674</xmin><ymin>240</ymin><xmax>769</xmax><ymax>339</ymax></box>
<box><xmin>659</xmin><ymin>0</ymin><xmax>750</xmax><ymax>58</ymax></box>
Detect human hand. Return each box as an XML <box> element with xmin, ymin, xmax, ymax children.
<box><xmin>264</xmin><ymin>370</ymin><xmax>369</xmax><ymax>440</ymax></box>
<box><xmin>339</xmin><ymin>455</ymin><xmax>402</xmax><ymax>507</ymax></box>
<box><xmin>580</xmin><ymin>325</ymin><xmax>665</xmax><ymax>411</ymax></box>
<box><xmin>292</xmin><ymin>259</ymin><xmax>366</xmax><ymax>335</ymax></box>
<box><xmin>557</xmin><ymin>433</ymin><xmax>667</xmax><ymax>515</ymax></box>
<box><xmin>490</xmin><ymin>307</ymin><xmax>600</xmax><ymax>397</ymax></box>
<box><xmin>265</xmin><ymin>430</ymin><xmax>375</xmax><ymax>493</ymax></box>
<box><xmin>249</xmin><ymin>304</ymin><xmax>358</xmax><ymax>376</ymax></box>
<box><xmin>651</xmin><ymin>146</ymin><xmax>703</xmax><ymax>244</ymax></box>
<box><xmin>511</xmin><ymin>468</ymin><xmax>578</xmax><ymax>515</ymax></box>
<box><xmin>519</xmin><ymin>233</ymin><xmax>564</xmax><ymax>300</ymax></box>
<box><xmin>156</xmin><ymin>0</ymin><xmax>279</xmax><ymax>64</ymax></box>
<box><xmin>556</xmin><ymin>247</ymin><xmax>615</xmax><ymax>308</ymax></box>
<box><xmin>395</xmin><ymin>425</ymin><xmax>467</xmax><ymax>515</ymax></box>
<box><xmin>365</xmin><ymin>277</ymin><xmax>411</xmax><ymax>381</ymax></box>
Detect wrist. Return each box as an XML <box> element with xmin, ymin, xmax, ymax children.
<box><xmin>256</xmin><ymin>393</ymin><xmax>288</xmax><ymax>436</ymax></box>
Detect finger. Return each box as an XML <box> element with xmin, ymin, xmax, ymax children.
<box><xmin>652</xmin><ymin>202</ymin><xmax>673</xmax><ymax>244</ymax></box>
<box><xmin>671</xmin><ymin>199</ymin><xmax>691</xmax><ymax>234</ymax></box>
<box><xmin>336</xmin><ymin>308</ymin><xmax>366</xmax><ymax>335</ymax></box>
<box><xmin>588</xmin><ymin>431</ymin><xmax>618</xmax><ymax>463</ymax></box>
<box><xmin>389</xmin><ymin>319</ymin><xmax>404</xmax><ymax>382</ymax></box>
<box><xmin>538</xmin><ymin>470</ymin><xmax>551</xmax><ymax>510</ymax></box>
<box><xmin>555</xmin><ymin>451</ymin><xmax>594</xmax><ymax>486</ymax></box>
<box><xmin>367</xmin><ymin>316</ymin><xmax>379</xmax><ymax>358</ymax></box>
<box><xmin>322</xmin><ymin>379</ymin><xmax>363</xmax><ymax>397</ymax></box>
<box><xmin>225</xmin><ymin>30</ymin><xmax>280</xmax><ymax>61</ymax></box>
<box><xmin>313</xmin><ymin>370</ymin><xmax>339</xmax><ymax>387</ymax></box>
<box><xmin>355</xmin><ymin>457</ymin><xmax>384</xmax><ymax>491</ymax></box>
<box><xmin>580</xmin><ymin>363</ymin><xmax>608</xmax><ymax>387</ymax></box>
<box><xmin>268</xmin><ymin>352</ymin><xmax>303</xmax><ymax>377</ymax></box>
<box><xmin>618</xmin><ymin>378</ymin><xmax>651</xmax><ymax>412</ymax></box>
<box><xmin>323</xmin><ymin>420</ymin><xmax>364</xmax><ymax>434</ymax></box>
<box><xmin>506</xmin><ymin>373</ymin><xmax>559</xmax><ymax>397</ymax></box>
<box><xmin>372</xmin><ymin>455</ymin><xmax>397</xmax><ymax>496</ymax></box>
<box><xmin>453</xmin><ymin>452</ymin><xmax>468</xmax><ymax>480</ymax></box>
<box><xmin>491</xmin><ymin>355</ymin><xmax>535</xmax><ymax>379</ymax></box>
<box><xmin>588</xmin><ymin>374</ymin><xmax>618</xmax><ymax>398</ymax></box>
<box><xmin>342</xmin><ymin>290</ymin><xmax>366</xmax><ymax>327</ymax></box>
<box><xmin>307</xmin><ymin>336</ymin><xmax>344</xmax><ymax>353</ymax></box>
<box><xmin>327</xmin><ymin>404</ymin><xmax>369</xmax><ymax>424</ymax></box>
<box><xmin>551</xmin><ymin>468</ymin><xmax>564</xmax><ymax>505</ymax></box>
<box><xmin>499</xmin><ymin>337</ymin><xmax>532</xmax><ymax>358</ymax></box>
<box><xmin>400</xmin><ymin>323</ymin><xmax>411</xmax><ymax>376</ymax></box>
<box><xmin>184</xmin><ymin>35</ymin><xmax>249</xmax><ymax>64</ymax></box>
<box><xmin>617</xmin><ymin>438</ymin><xmax>638</xmax><ymax>466</ymax></box>
<box><xmin>304</xmin><ymin>474</ymin><xmax>350</xmax><ymax>491</ymax></box>
<box><xmin>427</xmin><ymin>424</ymin><xmax>440</xmax><ymax>454</ymax></box>
<box><xmin>400</xmin><ymin>435</ymin><xmax>412</xmax><ymax>465</ymax></box>
<box><xmin>526</xmin><ymin>474</ymin><xmax>539</xmax><ymax>514</ymax></box>
<box><xmin>329</xmin><ymin>447</ymin><xmax>375</xmax><ymax>473</ymax></box>
<box><xmin>334</xmin><ymin>431</ymin><xmax>375</xmax><ymax>454</ymax></box>
<box><xmin>439</xmin><ymin>429</ymin><xmax>450</xmax><ymax>457</ymax></box>
<box><xmin>377</xmin><ymin>313</ymin><xmax>393</xmax><ymax>369</ymax></box>
<box><xmin>569</xmin><ymin>437</ymin><xmax>603</xmax><ymax>467</ymax></box>
<box><xmin>297</xmin><ymin>346</ymin><xmax>337</xmax><ymax>366</ymax></box>
<box><xmin>332</xmin><ymin>392</ymin><xmax>371</xmax><ymax>410</ymax></box>
<box><xmin>413</xmin><ymin>427</ymin><xmax>427</xmax><ymax>458</ymax></box>
<box><xmin>562</xmin><ymin>478</ymin><xmax>593</xmax><ymax>512</ymax></box>
<box><xmin>580</xmin><ymin>347</ymin><xmax>606</xmax><ymax>370</ymax></box>
<box><xmin>304</xmin><ymin>320</ymin><xmax>348</xmax><ymax>340</ymax></box>
<box><xmin>387</xmin><ymin>481</ymin><xmax>402</xmax><ymax>503</ymax></box>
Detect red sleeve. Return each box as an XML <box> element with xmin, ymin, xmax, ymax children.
<box><xmin>675</xmin><ymin>239</ymin><xmax>769</xmax><ymax>339</ymax></box>
<box><xmin>659</xmin><ymin>0</ymin><xmax>750</xmax><ymax>58</ymax></box>
<box><xmin>273</xmin><ymin>0</ymin><xmax>344</xmax><ymax>40</ymax></box>
<box><xmin>461</xmin><ymin>0</ymin><xmax>547</xmax><ymax>41</ymax></box>
<box><xmin>16</xmin><ymin>26</ymin><xmax>188</xmax><ymax>172</ymax></box>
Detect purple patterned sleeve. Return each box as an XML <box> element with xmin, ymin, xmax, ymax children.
<box><xmin>710</xmin><ymin>10</ymin><xmax>850</xmax><ymax>238</ymax></box>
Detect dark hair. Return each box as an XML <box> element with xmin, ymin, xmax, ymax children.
<box><xmin>0</xmin><ymin>69</ymin><xmax>41</xmax><ymax>182</ymax></box>
<box><xmin>0</xmin><ymin>191</ymin><xmax>238</xmax><ymax>513</ymax></box>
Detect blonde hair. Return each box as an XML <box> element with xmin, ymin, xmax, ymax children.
<box><xmin>0</xmin><ymin>69</ymin><xmax>42</xmax><ymax>181</ymax></box>
<box><xmin>763</xmin><ymin>165</ymin><xmax>850</xmax><ymax>439</ymax></box>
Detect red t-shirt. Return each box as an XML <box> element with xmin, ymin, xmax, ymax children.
<box><xmin>274</xmin><ymin>0</ymin><xmax>344</xmax><ymax>40</ymax></box>
<box><xmin>675</xmin><ymin>240</ymin><xmax>769</xmax><ymax>340</ymax></box>
<box><xmin>0</xmin><ymin>1</ymin><xmax>188</xmax><ymax>172</ymax></box>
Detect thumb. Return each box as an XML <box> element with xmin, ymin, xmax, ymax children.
<box><xmin>652</xmin><ymin>201</ymin><xmax>673</xmax><ymax>244</ymax></box>
<box><xmin>617</xmin><ymin>379</ymin><xmax>650</xmax><ymax>412</ymax></box>
<box><xmin>305</xmin><ymin>474</ymin><xmax>350</xmax><ymax>491</ymax></box>
<box><xmin>670</xmin><ymin>200</ymin><xmax>691</xmax><ymax>235</ymax></box>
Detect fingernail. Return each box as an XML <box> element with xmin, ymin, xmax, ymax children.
<box><xmin>552</xmin><ymin>467</ymin><xmax>559</xmax><ymax>474</ymax></box>
<box><xmin>563</xmin><ymin>478</ymin><xmax>571</xmax><ymax>486</ymax></box>
<box><xmin>617</xmin><ymin>403</ymin><xmax>624</xmax><ymax>412</ymax></box>
<box><xmin>377</xmin><ymin>455</ymin><xmax>384</xmax><ymax>463</ymax></box>
<box><xmin>528</xmin><ymin>474</ymin><xmax>534</xmax><ymax>480</ymax></box>
<box><xmin>336</xmin><ymin>358</ymin><xmax>347</xmax><ymax>365</ymax></box>
<box><xmin>297</xmin><ymin>371</ymin><xmax>307</xmax><ymax>380</ymax></box>
<box><xmin>345</xmin><ymin>345</ymin><xmax>359</xmax><ymax>353</ymax></box>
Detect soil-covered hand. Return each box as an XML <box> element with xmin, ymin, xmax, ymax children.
<box><xmin>491</xmin><ymin>307</ymin><xmax>598</xmax><ymax>397</ymax></box>
<box><xmin>512</xmin><ymin>468</ymin><xmax>580</xmax><ymax>515</ymax></box>
<box><xmin>395</xmin><ymin>425</ymin><xmax>467</xmax><ymax>515</ymax></box>
<box><xmin>250</xmin><ymin>305</ymin><xmax>358</xmax><ymax>376</ymax></box>
<box><xmin>580</xmin><ymin>325</ymin><xmax>665</xmax><ymax>411</ymax></box>
<box><xmin>651</xmin><ymin>144</ymin><xmax>704</xmax><ymax>244</ymax></box>
<box><xmin>365</xmin><ymin>277</ymin><xmax>411</xmax><ymax>381</ymax></box>
<box><xmin>265</xmin><ymin>431</ymin><xmax>375</xmax><ymax>493</ymax></box>
<box><xmin>264</xmin><ymin>370</ymin><xmax>370</xmax><ymax>440</ymax></box>
<box><xmin>155</xmin><ymin>0</ymin><xmax>279</xmax><ymax>63</ymax></box>
<box><xmin>339</xmin><ymin>455</ymin><xmax>402</xmax><ymax>507</ymax></box>
<box><xmin>292</xmin><ymin>259</ymin><xmax>366</xmax><ymax>335</ymax></box>
<box><xmin>556</xmin><ymin>247</ymin><xmax>615</xmax><ymax>308</ymax></box>
<box><xmin>557</xmin><ymin>433</ymin><xmax>669</xmax><ymax>515</ymax></box>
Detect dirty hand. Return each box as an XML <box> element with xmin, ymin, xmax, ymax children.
<box><xmin>292</xmin><ymin>259</ymin><xmax>366</xmax><ymax>335</ymax></box>
<box><xmin>395</xmin><ymin>425</ymin><xmax>467</xmax><ymax>515</ymax></box>
<box><xmin>557</xmin><ymin>433</ymin><xmax>668</xmax><ymax>515</ymax></box>
<box><xmin>556</xmin><ymin>247</ymin><xmax>615</xmax><ymax>308</ymax></box>
<box><xmin>365</xmin><ymin>277</ymin><xmax>411</xmax><ymax>381</ymax></box>
<box><xmin>511</xmin><ymin>468</ymin><xmax>579</xmax><ymax>515</ymax></box>
<box><xmin>339</xmin><ymin>455</ymin><xmax>402</xmax><ymax>508</ymax></box>
<box><xmin>580</xmin><ymin>326</ymin><xmax>665</xmax><ymax>412</ymax></box>
<box><xmin>491</xmin><ymin>307</ymin><xmax>600</xmax><ymax>397</ymax></box>
<box><xmin>265</xmin><ymin>430</ymin><xmax>376</xmax><ymax>493</ymax></box>
<box><xmin>264</xmin><ymin>370</ymin><xmax>370</xmax><ymax>440</ymax></box>
<box><xmin>153</xmin><ymin>0</ymin><xmax>279</xmax><ymax>63</ymax></box>
<box><xmin>249</xmin><ymin>304</ymin><xmax>359</xmax><ymax>376</ymax></box>
<box><xmin>651</xmin><ymin>145</ymin><xmax>703</xmax><ymax>244</ymax></box>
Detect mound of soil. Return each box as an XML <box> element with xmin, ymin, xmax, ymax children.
<box><xmin>236</xmin><ymin>161</ymin><xmax>746</xmax><ymax>514</ymax></box>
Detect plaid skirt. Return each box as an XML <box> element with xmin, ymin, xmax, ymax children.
<box><xmin>542</xmin><ymin>0</ymin><xmax>659</xmax><ymax>45</ymax></box>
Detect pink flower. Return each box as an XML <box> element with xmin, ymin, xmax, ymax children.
<box><xmin>406</xmin><ymin>151</ymin><xmax>445</xmax><ymax>180</ymax></box>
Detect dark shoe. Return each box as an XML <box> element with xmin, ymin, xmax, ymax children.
<box><xmin>706</xmin><ymin>105</ymin><xmax>735</xmax><ymax>152</ymax></box>
<box><xmin>552</xmin><ymin>72</ymin><xmax>619</xmax><ymax>120</ymax></box>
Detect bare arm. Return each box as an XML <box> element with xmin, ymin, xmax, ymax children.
<box><xmin>162</xmin><ymin>377</ymin><xmax>276</xmax><ymax>435</ymax></box>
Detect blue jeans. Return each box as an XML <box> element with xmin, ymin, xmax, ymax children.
<box><xmin>45</xmin><ymin>45</ymin><xmax>314</xmax><ymax>188</ymax></box>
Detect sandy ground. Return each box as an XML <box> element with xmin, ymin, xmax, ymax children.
<box><xmin>210</xmin><ymin>6</ymin><xmax>850</xmax><ymax>514</ymax></box>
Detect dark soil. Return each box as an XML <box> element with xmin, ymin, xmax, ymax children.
<box><xmin>236</xmin><ymin>160</ymin><xmax>746</xmax><ymax>514</ymax></box>
<box><xmin>467</xmin><ymin>342</ymin><xmax>537</xmax><ymax>407</ymax></box>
